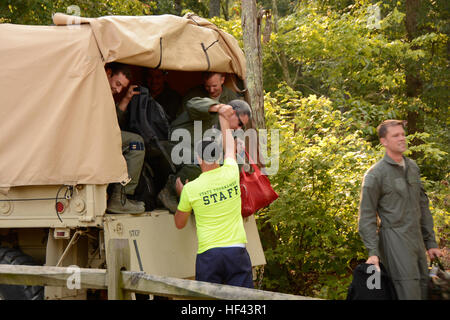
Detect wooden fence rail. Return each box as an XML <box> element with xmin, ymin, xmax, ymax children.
<box><xmin>0</xmin><ymin>239</ymin><xmax>316</xmax><ymax>300</ymax></box>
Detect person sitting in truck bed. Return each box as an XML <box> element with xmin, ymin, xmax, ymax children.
<box><xmin>157</xmin><ymin>72</ymin><xmax>250</xmax><ymax>213</ymax></box>
<box><xmin>142</xmin><ymin>69</ymin><xmax>183</xmax><ymax>193</ymax></box>
<box><xmin>105</xmin><ymin>62</ymin><xmax>146</xmax><ymax>214</ymax></box>
<box><xmin>146</xmin><ymin>68</ymin><xmax>182</xmax><ymax>123</ymax></box>
<box><xmin>157</xmin><ymin>73</ymin><xmax>249</xmax><ymax>213</ymax></box>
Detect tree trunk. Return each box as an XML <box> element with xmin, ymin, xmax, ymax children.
<box><xmin>241</xmin><ymin>0</ymin><xmax>265</xmax><ymax>129</ymax></box>
<box><xmin>209</xmin><ymin>0</ymin><xmax>221</xmax><ymax>18</ymax></box>
<box><xmin>405</xmin><ymin>0</ymin><xmax>423</xmax><ymax>136</ymax></box>
<box><xmin>222</xmin><ymin>0</ymin><xmax>229</xmax><ymax>21</ymax></box>
<box><xmin>174</xmin><ymin>0</ymin><xmax>182</xmax><ymax>16</ymax></box>
<box><xmin>271</xmin><ymin>0</ymin><xmax>299</xmax><ymax>89</ymax></box>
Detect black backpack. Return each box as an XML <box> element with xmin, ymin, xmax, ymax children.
<box><xmin>128</xmin><ymin>86</ymin><xmax>175</xmax><ymax>173</ymax></box>
<box><xmin>127</xmin><ymin>87</ymin><xmax>175</xmax><ymax>211</ymax></box>
<box><xmin>128</xmin><ymin>86</ymin><xmax>170</xmax><ymax>143</ymax></box>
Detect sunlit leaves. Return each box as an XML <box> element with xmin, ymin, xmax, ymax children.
<box><xmin>0</xmin><ymin>0</ymin><xmax>153</xmax><ymax>25</ymax></box>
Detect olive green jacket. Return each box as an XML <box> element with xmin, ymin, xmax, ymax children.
<box><xmin>170</xmin><ymin>86</ymin><xmax>240</xmax><ymax>151</ymax></box>
<box><xmin>180</xmin><ymin>84</ymin><xmax>240</xmax><ymax>113</ymax></box>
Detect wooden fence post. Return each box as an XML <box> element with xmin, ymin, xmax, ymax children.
<box><xmin>106</xmin><ymin>238</ymin><xmax>131</xmax><ymax>300</ymax></box>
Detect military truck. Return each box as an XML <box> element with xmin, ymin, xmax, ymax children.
<box><xmin>0</xmin><ymin>13</ymin><xmax>266</xmax><ymax>300</ymax></box>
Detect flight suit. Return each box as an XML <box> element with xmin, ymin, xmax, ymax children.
<box><xmin>358</xmin><ymin>154</ymin><xmax>438</xmax><ymax>299</ymax></box>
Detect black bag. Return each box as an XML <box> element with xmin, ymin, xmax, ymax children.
<box><xmin>428</xmin><ymin>258</ymin><xmax>450</xmax><ymax>300</ymax></box>
<box><xmin>128</xmin><ymin>86</ymin><xmax>176</xmax><ymax>173</ymax></box>
<box><xmin>346</xmin><ymin>263</ymin><xmax>398</xmax><ymax>300</ymax></box>
<box><xmin>127</xmin><ymin>87</ymin><xmax>175</xmax><ymax>210</ymax></box>
<box><xmin>128</xmin><ymin>86</ymin><xmax>170</xmax><ymax>143</ymax></box>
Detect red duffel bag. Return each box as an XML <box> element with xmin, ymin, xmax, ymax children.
<box><xmin>240</xmin><ymin>150</ymin><xmax>278</xmax><ymax>217</ymax></box>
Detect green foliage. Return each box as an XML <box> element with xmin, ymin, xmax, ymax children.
<box><xmin>0</xmin><ymin>1</ymin><xmax>244</xmax><ymax>23</ymax></box>
<box><xmin>258</xmin><ymin>0</ymin><xmax>298</xmax><ymax>16</ymax></box>
<box><xmin>264</xmin><ymin>0</ymin><xmax>449</xmax><ymax>179</ymax></box>
<box><xmin>210</xmin><ymin>16</ymin><xmax>243</xmax><ymax>47</ymax></box>
<box><xmin>152</xmin><ymin>0</ymin><xmax>209</xmax><ymax>17</ymax></box>
<box><xmin>260</xmin><ymin>83</ymin><xmax>381</xmax><ymax>299</ymax></box>
<box><xmin>265</xmin><ymin>3</ymin><xmax>410</xmax><ymax>97</ymax></box>
<box><xmin>425</xmin><ymin>177</ymin><xmax>450</xmax><ymax>248</ymax></box>
<box><xmin>405</xmin><ymin>132</ymin><xmax>449</xmax><ymax>181</ymax></box>
<box><xmin>0</xmin><ymin>0</ymin><xmax>153</xmax><ymax>25</ymax></box>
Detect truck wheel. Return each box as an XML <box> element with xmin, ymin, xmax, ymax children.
<box><xmin>0</xmin><ymin>247</ymin><xmax>44</xmax><ymax>300</ymax></box>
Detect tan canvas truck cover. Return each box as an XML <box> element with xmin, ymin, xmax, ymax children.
<box><xmin>0</xmin><ymin>13</ymin><xmax>246</xmax><ymax>188</ymax></box>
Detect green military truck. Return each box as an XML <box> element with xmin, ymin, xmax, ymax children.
<box><xmin>0</xmin><ymin>13</ymin><xmax>265</xmax><ymax>299</ymax></box>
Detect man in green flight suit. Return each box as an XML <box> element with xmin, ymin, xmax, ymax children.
<box><xmin>157</xmin><ymin>72</ymin><xmax>251</xmax><ymax>213</ymax></box>
<box><xmin>358</xmin><ymin>120</ymin><xmax>443</xmax><ymax>299</ymax></box>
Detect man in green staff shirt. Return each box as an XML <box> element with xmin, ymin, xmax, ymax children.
<box><xmin>173</xmin><ymin>104</ymin><xmax>253</xmax><ymax>288</ymax></box>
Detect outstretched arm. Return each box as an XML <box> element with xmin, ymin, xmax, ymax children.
<box><xmin>185</xmin><ymin>97</ymin><xmax>222</xmax><ymax>120</ymax></box>
<box><xmin>218</xmin><ymin>105</ymin><xmax>235</xmax><ymax>161</ymax></box>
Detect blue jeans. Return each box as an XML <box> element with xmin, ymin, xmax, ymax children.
<box><xmin>195</xmin><ymin>247</ymin><xmax>254</xmax><ymax>288</ymax></box>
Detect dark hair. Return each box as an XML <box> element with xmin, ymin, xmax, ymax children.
<box><xmin>195</xmin><ymin>138</ymin><xmax>220</xmax><ymax>163</ymax></box>
<box><xmin>145</xmin><ymin>68</ymin><xmax>167</xmax><ymax>79</ymax></box>
<box><xmin>377</xmin><ymin>120</ymin><xmax>406</xmax><ymax>138</ymax></box>
<box><xmin>105</xmin><ymin>62</ymin><xmax>132</xmax><ymax>81</ymax></box>
<box><xmin>202</xmin><ymin>72</ymin><xmax>224</xmax><ymax>81</ymax></box>
<box><xmin>229</xmin><ymin>99</ymin><xmax>252</xmax><ymax>119</ymax></box>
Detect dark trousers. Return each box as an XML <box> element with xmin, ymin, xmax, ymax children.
<box><xmin>195</xmin><ymin>247</ymin><xmax>254</xmax><ymax>288</ymax></box>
